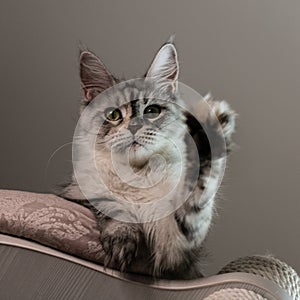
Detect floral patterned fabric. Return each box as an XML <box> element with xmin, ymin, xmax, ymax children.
<box><xmin>0</xmin><ymin>189</ymin><xmax>104</xmax><ymax>263</ymax></box>
<box><xmin>0</xmin><ymin>189</ymin><xmax>150</xmax><ymax>275</ymax></box>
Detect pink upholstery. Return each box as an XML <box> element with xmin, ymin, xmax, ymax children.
<box><xmin>0</xmin><ymin>189</ymin><xmax>103</xmax><ymax>263</ymax></box>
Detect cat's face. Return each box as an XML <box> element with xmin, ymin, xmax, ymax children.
<box><xmin>80</xmin><ymin>42</ymin><xmax>187</xmax><ymax>168</ymax></box>
<box><xmin>97</xmin><ymin>86</ymin><xmax>186</xmax><ymax>167</ymax></box>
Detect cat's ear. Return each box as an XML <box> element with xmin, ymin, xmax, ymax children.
<box><xmin>80</xmin><ymin>51</ymin><xmax>116</xmax><ymax>102</ymax></box>
<box><xmin>145</xmin><ymin>42</ymin><xmax>179</xmax><ymax>92</ymax></box>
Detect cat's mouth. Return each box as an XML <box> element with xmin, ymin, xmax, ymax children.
<box><xmin>130</xmin><ymin>141</ymin><xmax>142</xmax><ymax>151</ymax></box>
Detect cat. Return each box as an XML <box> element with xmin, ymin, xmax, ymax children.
<box><xmin>61</xmin><ymin>39</ymin><xmax>236</xmax><ymax>279</ymax></box>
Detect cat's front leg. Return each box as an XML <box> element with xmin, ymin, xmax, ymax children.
<box><xmin>141</xmin><ymin>190</ymin><xmax>214</xmax><ymax>278</ymax></box>
<box><xmin>174</xmin><ymin>96</ymin><xmax>236</xmax><ymax>246</ymax></box>
<box><xmin>61</xmin><ymin>190</ymin><xmax>143</xmax><ymax>271</ymax></box>
<box><xmin>97</xmin><ymin>214</ymin><xmax>142</xmax><ymax>272</ymax></box>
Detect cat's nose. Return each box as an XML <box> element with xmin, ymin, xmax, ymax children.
<box><xmin>128</xmin><ymin>123</ymin><xmax>143</xmax><ymax>135</ymax></box>
<box><xmin>128</xmin><ymin>119</ymin><xmax>143</xmax><ymax>135</ymax></box>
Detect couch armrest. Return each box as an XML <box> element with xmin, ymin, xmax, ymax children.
<box><xmin>0</xmin><ymin>234</ymin><xmax>293</xmax><ymax>300</ymax></box>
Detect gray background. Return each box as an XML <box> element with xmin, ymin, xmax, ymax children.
<box><xmin>0</xmin><ymin>0</ymin><xmax>299</xmax><ymax>275</ymax></box>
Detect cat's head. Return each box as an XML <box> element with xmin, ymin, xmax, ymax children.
<box><xmin>79</xmin><ymin>41</ymin><xmax>188</xmax><ymax>168</ymax></box>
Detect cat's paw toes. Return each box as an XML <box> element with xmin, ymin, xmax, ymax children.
<box><xmin>205</xmin><ymin>93</ymin><xmax>236</xmax><ymax>139</ymax></box>
<box><xmin>100</xmin><ymin>227</ymin><xmax>139</xmax><ymax>271</ymax></box>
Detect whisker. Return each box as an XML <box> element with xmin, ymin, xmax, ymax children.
<box><xmin>112</xmin><ymin>138</ymin><xmax>132</xmax><ymax>149</ymax></box>
<box><xmin>44</xmin><ymin>141</ymin><xmax>73</xmax><ymax>189</ymax></box>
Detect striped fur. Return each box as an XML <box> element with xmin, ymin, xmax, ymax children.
<box><xmin>61</xmin><ymin>40</ymin><xmax>236</xmax><ymax>279</ymax></box>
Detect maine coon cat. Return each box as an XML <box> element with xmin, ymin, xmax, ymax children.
<box><xmin>61</xmin><ymin>39</ymin><xmax>236</xmax><ymax>279</ymax></box>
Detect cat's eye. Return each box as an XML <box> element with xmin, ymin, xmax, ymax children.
<box><xmin>143</xmin><ymin>105</ymin><xmax>162</xmax><ymax>119</ymax></box>
<box><xmin>105</xmin><ymin>108</ymin><xmax>122</xmax><ymax>122</ymax></box>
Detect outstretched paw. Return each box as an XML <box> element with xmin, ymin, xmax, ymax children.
<box><xmin>100</xmin><ymin>224</ymin><xmax>140</xmax><ymax>272</ymax></box>
<box><xmin>204</xmin><ymin>93</ymin><xmax>236</xmax><ymax>156</ymax></box>
<box><xmin>205</xmin><ymin>93</ymin><xmax>236</xmax><ymax>139</ymax></box>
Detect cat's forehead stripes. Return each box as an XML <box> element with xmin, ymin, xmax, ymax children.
<box><xmin>130</xmin><ymin>99</ymin><xmax>140</xmax><ymax>119</ymax></box>
<box><xmin>110</xmin><ymin>80</ymin><xmax>168</xmax><ymax>106</ymax></box>
<box><xmin>143</xmin><ymin>98</ymin><xmax>150</xmax><ymax>105</ymax></box>
<box><xmin>128</xmin><ymin>98</ymin><xmax>150</xmax><ymax>118</ymax></box>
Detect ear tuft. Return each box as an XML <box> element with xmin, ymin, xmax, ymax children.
<box><xmin>167</xmin><ymin>34</ymin><xmax>176</xmax><ymax>44</ymax></box>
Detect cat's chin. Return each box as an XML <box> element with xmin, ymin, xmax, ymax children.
<box><xmin>127</xmin><ymin>143</ymin><xmax>154</xmax><ymax>168</ymax></box>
